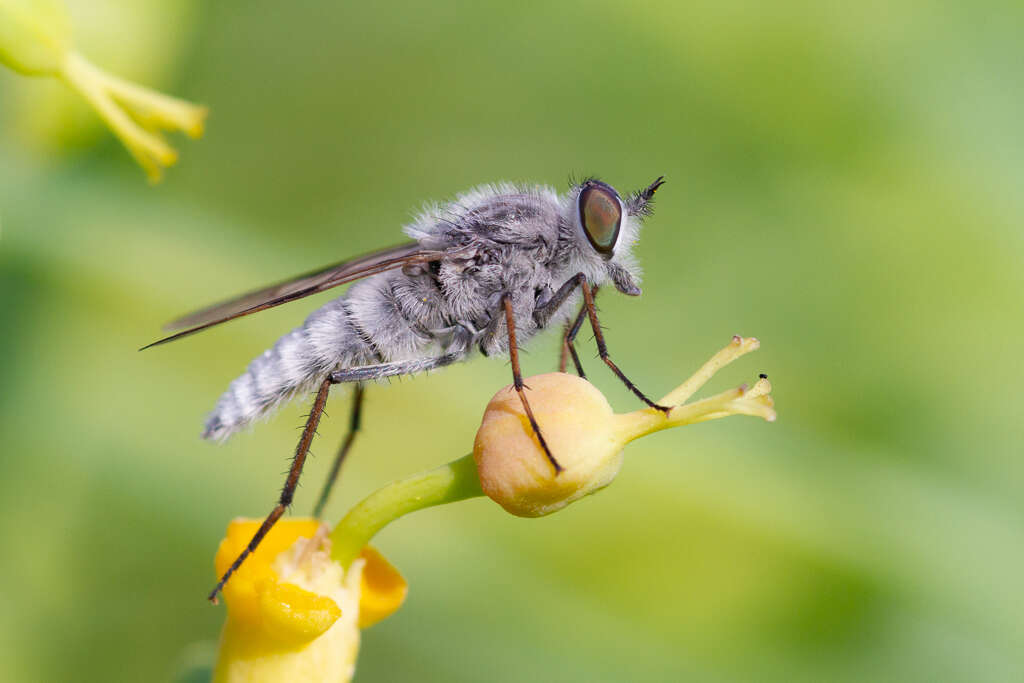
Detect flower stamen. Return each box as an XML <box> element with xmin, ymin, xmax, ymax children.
<box><xmin>658</xmin><ymin>335</ymin><xmax>761</xmax><ymax>406</ymax></box>
<box><xmin>60</xmin><ymin>51</ymin><xmax>206</xmax><ymax>182</ymax></box>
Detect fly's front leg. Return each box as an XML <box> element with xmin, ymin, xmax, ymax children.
<box><xmin>312</xmin><ymin>383</ymin><xmax>364</xmax><ymax>518</ymax></box>
<box><xmin>580</xmin><ymin>281</ymin><xmax>671</xmax><ymax>414</ymax></box>
<box><xmin>208</xmin><ymin>375</ymin><xmax>333</xmax><ymax>603</ymax></box>
<box><xmin>533</xmin><ymin>273</ymin><xmax>592</xmax><ymax>378</ymax></box>
<box><xmin>504</xmin><ymin>296</ymin><xmax>563</xmax><ymax>473</ymax></box>
<box><xmin>533</xmin><ymin>273</ymin><xmax>585</xmax><ymax>328</ymax></box>
<box><xmin>537</xmin><ymin>272</ymin><xmax>666</xmax><ymax>411</ymax></box>
<box><xmin>561</xmin><ymin>285</ymin><xmax>597</xmax><ymax>378</ymax></box>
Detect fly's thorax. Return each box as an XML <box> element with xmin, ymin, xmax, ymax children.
<box><xmin>389</xmin><ymin>271</ymin><xmax>450</xmax><ymax>331</ymax></box>
<box><xmin>404</xmin><ymin>183</ymin><xmax>564</xmax><ymax>250</ymax></box>
<box><xmin>404</xmin><ymin>180</ymin><xmax>620</xmax><ymax>309</ymax></box>
<box><xmin>434</xmin><ymin>254</ymin><xmax>503</xmax><ymax>325</ymax></box>
<box><xmin>342</xmin><ymin>272</ymin><xmax>452</xmax><ymax>363</ymax></box>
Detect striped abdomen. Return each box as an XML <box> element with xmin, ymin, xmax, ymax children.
<box><xmin>202</xmin><ymin>271</ymin><xmax>452</xmax><ymax>441</ymax></box>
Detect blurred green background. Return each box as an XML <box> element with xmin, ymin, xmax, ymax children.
<box><xmin>2</xmin><ymin>1</ymin><xmax>1022</xmax><ymax>681</ymax></box>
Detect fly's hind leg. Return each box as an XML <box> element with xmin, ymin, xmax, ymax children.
<box><xmin>312</xmin><ymin>383</ymin><xmax>365</xmax><ymax>518</ymax></box>
<box><xmin>504</xmin><ymin>296</ymin><xmax>563</xmax><ymax>474</ymax></box>
<box><xmin>207</xmin><ymin>353</ymin><xmax>463</xmax><ymax>602</ymax></box>
<box><xmin>208</xmin><ymin>375</ymin><xmax>333</xmax><ymax>603</ymax></box>
<box><xmin>328</xmin><ymin>353</ymin><xmax>460</xmax><ymax>383</ymax></box>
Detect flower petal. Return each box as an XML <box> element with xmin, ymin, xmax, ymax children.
<box><xmin>214</xmin><ymin>518</ymin><xmax>324</xmax><ymax>626</ymax></box>
<box><xmin>258</xmin><ymin>581</ymin><xmax>342</xmax><ymax>643</ymax></box>
<box><xmin>358</xmin><ymin>546</ymin><xmax>408</xmax><ymax>628</ymax></box>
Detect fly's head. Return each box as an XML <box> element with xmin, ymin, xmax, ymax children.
<box><xmin>565</xmin><ymin>176</ymin><xmax>665</xmax><ymax>296</ymax></box>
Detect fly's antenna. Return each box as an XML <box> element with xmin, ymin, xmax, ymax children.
<box><xmin>626</xmin><ymin>175</ymin><xmax>666</xmax><ymax>217</ymax></box>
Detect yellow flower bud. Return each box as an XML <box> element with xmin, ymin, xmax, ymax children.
<box><xmin>474</xmin><ymin>373</ymin><xmax>624</xmax><ymax>516</ymax></box>
<box><xmin>474</xmin><ymin>336</ymin><xmax>776</xmax><ymax>517</ymax></box>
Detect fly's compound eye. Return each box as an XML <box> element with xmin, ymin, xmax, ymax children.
<box><xmin>578</xmin><ymin>185</ymin><xmax>622</xmax><ymax>257</ymax></box>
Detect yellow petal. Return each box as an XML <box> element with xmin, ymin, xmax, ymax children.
<box><xmin>358</xmin><ymin>546</ymin><xmax>408</xmax><ymax>628</ymax></box>
<box><xmin>214</xmin><ymin>518</ymin><xmax>324</xmax><ymax>627</ymax></box>
<box><xmin>258</xmin><ymin>580</ymin><xmax>342</xmax><ymax>644</ymax></box>
<box><xmin>213</xmin><ymin>518</ymin><xmax>362</xmax><ymax>683</ymax></box>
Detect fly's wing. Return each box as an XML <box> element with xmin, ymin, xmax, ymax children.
<box><xmin>142</xmin><ymin>242</ymin><xmax>446</xmax><ymax>349</ymax></box>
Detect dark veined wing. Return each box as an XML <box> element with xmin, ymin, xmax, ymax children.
<box><xmin>142</xmin><ymin>242</ymin><xmax>445</xmax><ymax>350</ymax></box>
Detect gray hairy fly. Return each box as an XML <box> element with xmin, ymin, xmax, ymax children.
<box><xmin>144</xmin><ymin>176</ymin><xmax>667</xmax><ymax>602</ymax></box>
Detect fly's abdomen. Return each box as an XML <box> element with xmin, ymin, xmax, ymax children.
<box><xmin>203</xmin><ymin>295</ymin><xmax>372</xmax><ymax>441</ymax></box>
<box><xmin>202</xmin><ymin>273</ymin><xmax>449</xmax><ymax>441</ymax></box>
<box><xmin>201</xmin><ymin>327</ymin><xmax>315</xmax><ymax>441</ymax></box>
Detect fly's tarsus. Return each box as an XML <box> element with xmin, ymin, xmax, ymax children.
<box><xmin>580</xmin><ymin>281</ymin><xmax>671</xmax><ymax>414</ymax></box>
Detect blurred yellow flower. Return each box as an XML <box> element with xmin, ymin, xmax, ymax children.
<box><xmin>0</xmin><ymin>0</ymin><xmax>206</xmax><ymax>181</ymax></box>
<box><xmin>212</xmin><ymin>518</ymin><xmax>406</xmax><ymax>683</ymax></box>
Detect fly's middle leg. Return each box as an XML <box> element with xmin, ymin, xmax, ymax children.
<box><xmin>504</xmin><ymin>296</ymin><xmax>563</xmax><ymax>474</ymax></box>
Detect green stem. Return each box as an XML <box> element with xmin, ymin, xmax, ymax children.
<box><xmin>330</xmin><ymin>453</ymin><xmax>484</xmax><ymax>569</ymax></box>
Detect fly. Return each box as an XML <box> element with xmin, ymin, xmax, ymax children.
<box><xmin>144</xmin><ymin>176</ymin><xmax>667</xmax><ymax>601</ymax></box>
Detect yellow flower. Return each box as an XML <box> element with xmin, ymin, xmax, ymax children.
<box><xmin>0</xmin><ymin>0</ymin><xmax>207</xmax><ymax>181</ymax></box>
<box><xmin>212</xmin><ymin>519</ymin><xmax>406</xmax><ymax>683</ymax></box>
<box><xmin>474</xmin><ymin>335</ymin><xmax>775</xmax><ymax>516</ymax></box>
